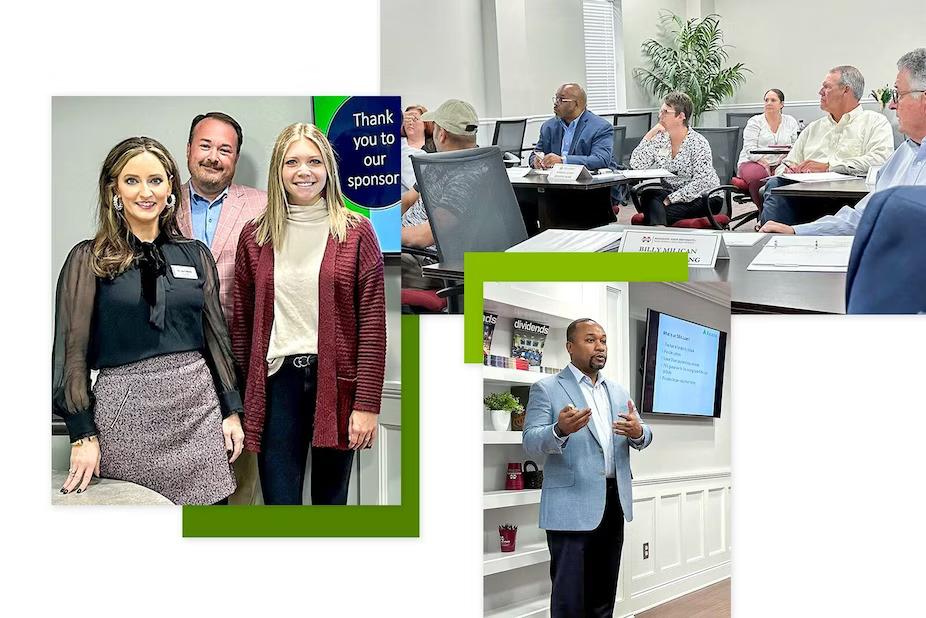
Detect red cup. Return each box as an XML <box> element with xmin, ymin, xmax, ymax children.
<box><xmin>499</xmin><ymin>527</ymin><xmax>517</xmax><ymax>552</ymax></box>
<box><xmin>506</xmin><ymin>462</ymin><xmax>524</xmax><ymax>490</ymax></box>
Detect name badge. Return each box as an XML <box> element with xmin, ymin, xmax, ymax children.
<box><xmin>619</xmin><ymin>230</ymin><xmax>728</xmax><ymax>268</ymax></box>
<box><xmin>171</xmin><ymin>265</ymin><xmax>198</xmax><ymax>280</ymax></box>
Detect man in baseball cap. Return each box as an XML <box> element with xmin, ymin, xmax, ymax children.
<box><xmin>420</xmin><ymin>99</ymin><xmax>479</xmax><ymax>147</ymax></box>
<box><xmin>401</xmin><ymin>99</ymin><xmax>483</xmax><ymax>298</ymax></box>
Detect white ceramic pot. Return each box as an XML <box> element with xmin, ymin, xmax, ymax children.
<box><xmin>490</xmin><ymin>409</ymin><xmax>511</xmax><ymax>431</ymax></box>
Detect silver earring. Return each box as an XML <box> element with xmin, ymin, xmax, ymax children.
<box><xmin>166</xmin><ymin>194</ymin><xmax>176</xmax><ymax>209</ymax></box>
<box><xmin>112</xmin><ymin>195</ymin><xmax>123</xmax><ymax>211</ymax></box>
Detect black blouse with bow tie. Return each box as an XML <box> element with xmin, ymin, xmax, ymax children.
<box><xmin>52</xmin><ymin>233</ymin><xmax>242</xmax><ymax>441</ymax></box>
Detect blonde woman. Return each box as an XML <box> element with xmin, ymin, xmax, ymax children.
<box><xmin>52</xmin><ymin>136</ymin><xmax>243</xmax><ymax>504</ymax></box>
<box><xmin>232</xmin><ymin>123</ymin><xmax>386</xmax><ymax>505</ymax></box>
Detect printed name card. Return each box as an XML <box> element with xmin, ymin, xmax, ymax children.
<box><xmin>619</xmin><ymin>230</ymin><xmax>728</xmax><ymax>268</ymax></box>
<box><xmin>548</xmin><ymin>163</ymin><xmax>593</xmax><ymax>182</ymax></box>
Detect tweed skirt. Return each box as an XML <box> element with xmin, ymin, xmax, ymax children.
<box><xmin>92</xmin><ymin>351</ymin><xmax>237</xmax><ymax>505</ymax></box>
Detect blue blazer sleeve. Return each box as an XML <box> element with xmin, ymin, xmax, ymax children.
<box><xmin>566</xmin><ymin>119</ymin><xmax>614</xmax><ymax>170</ymax></box>
<box><xmin>522</xmin><ymin>380</ymin><xmax>565</xmax><ymax>458</ymax></box>
<box><xmin>529</xmin><ymin>119</ymin><xmax>556</xmax><ymax>167</ymax></box>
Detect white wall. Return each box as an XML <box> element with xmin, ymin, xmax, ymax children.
<box><xmin>381</xmin><ymin>0</ymin><xmax>488</xmax><ymax>114</ymax></box>
<box><xmin>380</xmin><ymin>0</ymin><xmax>585</xmax><ymax>119</ymax></box>
<box><xmin>627</xmin><ymin>282</ymin><xmax>731</xmax><ymax>478</ymax></box>
<box><xmin>714</xmin><ymin>0</ymin><xmax>926</xmax><ymax>105</ymax></box>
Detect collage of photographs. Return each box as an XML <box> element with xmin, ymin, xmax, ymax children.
<box><xmin>36</xmin><ymin>1</ymin><xmax>925</xmax><ymax>617</ymax></box>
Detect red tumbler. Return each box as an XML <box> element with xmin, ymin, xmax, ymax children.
<box><xmin>499</xmin><ymin>526</ymin><xmax>518</xmax><ymax>552</ymax></box>
<box><xmin>506</xmin><ymin>462</ymin><xmax>524</xmax><ymax>490</ymax></box>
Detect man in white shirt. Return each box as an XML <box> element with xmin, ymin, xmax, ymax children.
<box><xmin>758</xmin><ymin>65</ymin><xmax>894</xmax><ymax>226</ymax></box>
<box><xmin>523</xmin><ymin>319</ymin><xmax>652</xmax><ymax>617</ymax></box>
<box><xmin>762</xmin><ymin>50</ymin><xmax>926</xmax><ymax>235</ymax></box>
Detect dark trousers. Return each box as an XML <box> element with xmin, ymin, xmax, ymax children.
<box><xmin>259</xmin><ymin>355</ymin><xmax>355</xmax><ymax>505</ymax></box>
<box><xmin>546</xmin><ymin>478</ymin><xmax>624</xmax><ymax>618</ymax></box>
<box><xmin>638</xmin><ymin>188</ymin><xmax>723</xmax><ymax>226</ymax></box>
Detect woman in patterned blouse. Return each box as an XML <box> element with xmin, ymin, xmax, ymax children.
<box><xmin>629</xmin><ymin>92</ymin><xmax>721</xmax><ymax>225</ymax></box>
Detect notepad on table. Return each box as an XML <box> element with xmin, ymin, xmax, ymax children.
<box><xmin>747</xmin><ymin>236</ymin><xmax>854</xmax><ymax>272</ymax></box>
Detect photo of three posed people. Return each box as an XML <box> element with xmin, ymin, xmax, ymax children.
<box><xmin>52</xmin><ymin>105</ymin><xmax>388</xmax><ymax>506</ymax></box>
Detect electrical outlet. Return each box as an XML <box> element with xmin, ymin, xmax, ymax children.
<box><xmin>643</xmin><ymin>542</ymin><xmax>649</xmax><ymax>559</ymax></box>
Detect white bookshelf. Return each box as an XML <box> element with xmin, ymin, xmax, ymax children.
<box><xmin>483</xmin><ymin>366</ymin><xmax>551</xmax><ymax>386</ymax></box>
<box><xmin>484</xmin><ymin>489</ymin><xmax>541</xmax><ymax>509</ymax></box>
<box><xmin>483</xmin><ymin>430</ymin><xmax>525</xmax><ymax>444</ymax></box>
<box><xmin>484</xmin><ymin>542</ymin><xmax>550</xmax><ymax>576</ymax></box>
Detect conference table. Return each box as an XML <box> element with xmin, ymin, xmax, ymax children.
<box><xmin>509</xmin><ymin>169</ymin><xmax>626</xmax><ymax>232</ymax></box>
<box><xmin>769</xmin><ymin>178</ymin><xmax>871</xmax><ymax>201</ymax></box>
<box><xmin>508</xmin><ymin>169</ymin><xmax>673</xmax><ymax>233</ymax></box>
<box><xmin>421</xmin><ymin>225</ymin><xmax>848</xmax><ymax>314</ymax></box>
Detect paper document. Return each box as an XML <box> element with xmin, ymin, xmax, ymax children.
<box><xmin>780</xmin><ymin>172</ymin><xmax>857</xmax><ymax>183</ymax></box>
<box><xmin>747</xmin><ymin>236</ymin><xmax>854</xmax><ymax>272</ymax></box>
<box><xmin>617</xmin><ymin>169</ymin><xmax>674</xmax><ymax>179</ymax></box>
<box><xmin>721</xmin><ymin>232</ymin><xmax>766</xmax><ymax>247</ymax></box>
<box><xmin>506</xmin><ymin>229</ymin><xmax>623</xmax><ymax>253</ymax></box>
<box><xmin>506</xmin><ymin>167</ymin><xmax>531</xmax><ymax>180</ymax></box>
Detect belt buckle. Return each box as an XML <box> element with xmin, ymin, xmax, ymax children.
<box><xmin>293</xmin><ymin>355</ymin><xmax>311</xmax><ymax>368</ymax></box>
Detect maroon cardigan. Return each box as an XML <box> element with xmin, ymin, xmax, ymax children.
<box><xmin>231</xmin><ymin>216</ymin><xmax>386</xmax><ymax>452</ymax></box>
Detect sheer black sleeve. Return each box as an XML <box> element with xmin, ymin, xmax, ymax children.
<box><xmin>195</xmin><ymin>240</ymin><xmax>243</xmax><ymax>418</ymax></box>
<box><xmin>52</xmin><ymin>241</ymin><xmax>98</xmax><ymax>441</ymax></box>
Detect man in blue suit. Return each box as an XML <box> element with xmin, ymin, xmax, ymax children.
<box><xmin>524</xmin><ymin>318</ymin><xmax>653</xmax><ymax>617</ymax></box>
<box><xmin>530</xmin><ymin>83</ymin><xmax>614</xmax><ymax>171</ymax></box>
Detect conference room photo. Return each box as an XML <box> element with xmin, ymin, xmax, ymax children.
<box><xmin>51</xmin><ymin>96</ymin><xmax>403</xmax><ymax>508</ymax></box>
<box><xmin>481</xmin><ymin>281</ymin><xmax>730</xmax><ymax>617</ymax></box>
<box><xmin>386</xmin><ymin>0</ymin><xmax>926</xmax><ymax>315</ymax></box>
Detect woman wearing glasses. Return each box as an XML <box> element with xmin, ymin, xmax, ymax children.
<box><xmin>629</xmin><ymin>92</ymin><xmax>721</xmax><ymax>225</ymax></box>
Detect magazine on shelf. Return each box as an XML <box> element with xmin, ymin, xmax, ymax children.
<box><xmin>511</xmin><ymin>318</ymin><xmax>550</xmax><ymax>367</ymax></box>
<box><xmin>483</xmin><ymin>312</ymin><xmax>498</xmax><ymax>357</ymax></box>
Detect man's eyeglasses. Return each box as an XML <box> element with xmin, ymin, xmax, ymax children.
<box><xmin>892</xmin><ymin>88</ymin><xmax>925</xmax><ymax>104</ymax></box>
<box><xmin>552</xmin><ymin>96</ymin><xmax>575</xmax><ymax>104</ymax></box>
<box><xmin>658</xmin><ymin>108</ymin><xmax>678</xmax><ymax>117</ymax></box>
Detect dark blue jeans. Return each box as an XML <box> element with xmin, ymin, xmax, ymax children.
<box><xmin>761</xmin><ymin>176</ymin><xmax>846</xmax><ymax>225</ymax></box>
<box><xmin>259</xmin><ymin>355</ymin><xmax>355</xmax><ymax>505</ymax></box>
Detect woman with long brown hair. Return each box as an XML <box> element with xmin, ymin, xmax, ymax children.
<box><xmin>232</xmin><ymin>123</ymin><xmax>386</xmax><ymax>505</ymax></box>
<box><xmin>52</xmin><ymin>136</ymin><xmax>243</xmax><ymax>504</ymax></box>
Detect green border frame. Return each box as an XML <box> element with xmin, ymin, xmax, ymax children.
<box><xmin>462</xmin><ymin>253</ymin><xmax>688</xmax><ymax>363</ymax></box>
<box><xmin>181</xmin><ymin>315</ymin><xmax>419</xmax><ymax>537</ymax></box>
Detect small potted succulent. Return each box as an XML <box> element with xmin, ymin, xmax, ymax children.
<box><xmin>499</xmin><ymin>524</ymin><xmax>518</xmax><ymax>552</ymax></box>
<box><xmin>484</xmin><ymin>392</ymin><xmax>522</xmax><ymax>432</ymax></box>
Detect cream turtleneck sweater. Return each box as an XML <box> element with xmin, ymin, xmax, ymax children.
<box><xmin>266</xmin><ymin>198</ymin><xmax>330</xmax><ymax>376</ymax></box>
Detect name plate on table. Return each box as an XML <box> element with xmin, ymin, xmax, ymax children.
<box><xmin>619</xmin><ymin>230</ymin><xmax>728</xmax><ymax>268</ymax></box>
<box><xmin>548</xmin><ymin>163</ymin><xmax>593</xmax><ymax>182</ymax></box>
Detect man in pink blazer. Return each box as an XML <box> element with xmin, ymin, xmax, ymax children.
<box><xmin>177</xmin><ymin>111</ymin><xmax>267</xmax><ymax>505</ymax></box>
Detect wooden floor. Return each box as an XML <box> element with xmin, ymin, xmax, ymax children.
<box><xmin>636</xmin><ymin>578</ymin><xmax>731</xmax><ymax>618</ymax></box>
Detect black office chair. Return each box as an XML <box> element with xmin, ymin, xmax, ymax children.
<box><xmin>410</xmin><ymin>147</ymin><xmax>529</xmax><ymax>313</ymax></box>
<box><xmin>612</xmin><ymin>125</ymin><xmax>627</xmax><ymax>166</ymax></box>
<box><xmin>725</xmin><ymin>112</ymin><xmax>757</xmax><ymax>160</ymax></box>
<box><xmin>615</xmin><ymin>112</ymin><xmax>653</xmax><ymax>166</ymax></box>
<box><xmin>723</xmin><ymin>112</ymin><xmax>765</xmax><ymax>229</ymax></box>
<box><xmin>492</xmin><ymin>119</ymin><xmax>528</xmax><ymax>161</ymax></box>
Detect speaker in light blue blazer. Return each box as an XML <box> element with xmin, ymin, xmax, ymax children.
<box><xmin>522</xmin><ymin>368</ymin><xmax>652</xmax><ymax>531</ymax></box>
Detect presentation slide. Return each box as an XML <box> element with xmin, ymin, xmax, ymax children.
<box><xmin>652</xmin><ymin>313</ymin><xmax>721</xmax><ymax>416</ymax></box>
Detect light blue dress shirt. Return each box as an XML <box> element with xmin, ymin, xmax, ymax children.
<box><xmin>794</xmin><ymin>138</ymin><xmax>926</xmax><ymax>235</ymax></box>
<box><xmin>551</xmin><ymin>363</ymin><xmax>644</xmax><ymax>470</ymax></box>
<box><xmin>558</xmin><ymin>110</ymin><xmax>588</xmax><ymax>164</ymax></box>
<box><xmin>189</xmin><ymin>183</ymin><xmax>230</xmax><ymax>246</ymax></box>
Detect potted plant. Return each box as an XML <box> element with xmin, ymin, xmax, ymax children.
<box><xmin>499</xmin><ymin>524</ymin><xmax>518</xmax><ymax>552</ymax></box>
<box><xmin>870</xmin><ymin>85</ymin><xmax>892</xmax><ymax>111</ymax></box>
<box><xmin>634</xmin><ymin>11</ymin><xmax>749</xmax><ymax>126</ymax></box>
<box><xmin>484</xmin><ymin>392</ymin><xmax>522</xmax><ymax>431</ymax></box>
